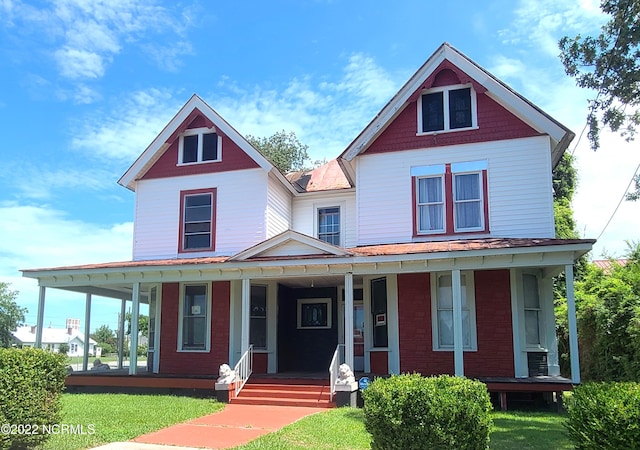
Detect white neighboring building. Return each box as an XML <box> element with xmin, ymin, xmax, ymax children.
<box><xmin>12</xmin><ymin>325</ymin><xmax>99</xmax><ymax>357</ymax></box>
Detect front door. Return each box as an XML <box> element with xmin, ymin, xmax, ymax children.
<box><xmin>354</xmin><ymin>300</ymin><xmax>365</xmax><ymax>371</ymax></box>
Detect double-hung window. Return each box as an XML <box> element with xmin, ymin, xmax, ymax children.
<box><xmin>417</xmin><ymin>175</ymin><xmax>445</xmax><ymax>233</ymax></box>
<box><xmin>523</xmin><ymin>273</ymin><xmax>542</xmax><ymax>347</ymax></box>
<box><xmin>318</xmin><ymin>207</ymin><xmax>341</xmax><ymax>245</ymax></box>
<box><xmin>419</xmin><ymin>85</ymin><xmax>476</xmax><ymax>133</ymax></box>
<box><xmin>179</xmin><ymin>128</ymin><xmax>222</xmax><ymax>164</ymax></box>
<box><xmin>412</xmin><ymin>161</ymin><xmax>487</xmax><ymax>236</ymax></box>
<box><xmin>180</xmin><ymin>283</ymin><xmax>210</xmax><ymax>351</ymax></box>
<box><xmin>179</xmin><ymin>188</ymin><xmax>216</xmax><ymax>252</ymax></box>
<box><xmin>431</xmin><ymin>272</ymin><xmax>477</xmax><ymax>351</ymax></box>
<box><xmin>250</xmin><ymin>285</ymin><xmax>267</xmax><ymax>350</ymax></box>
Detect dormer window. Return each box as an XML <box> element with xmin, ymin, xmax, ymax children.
<box><xmin>418</xmin><ymin>85</ymin><xmax>477</xmax><ymax>134</ymax></box>
<box><xmin>178</xmin><ymin>128</ymin><xmax>222</xmax><ymax>164</ymax></box>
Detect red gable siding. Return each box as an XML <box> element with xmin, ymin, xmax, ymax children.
<box><xmin>142</xmin><ymin>113</ymin><xmax>260</xmax><ymax>180</ymax></box>
<box><xmin>364</xmin><ymin>72</ymin><xmax>540</xmax><ymax>155</ymax></box>
<box><xmin>397</xmin><ymin>270</ymin><xmax>514</xmax><ymax>377</ymax></box>
<box><xmin>159</xmin><ymin>281</ymin><xmax>230</xmax><ymax>376</ymax></box>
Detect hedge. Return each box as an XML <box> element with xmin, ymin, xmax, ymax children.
<box><xmin>566</xmin><ymin>381</ymin><xmax>640</xmax><ymax>449</ymax></box>
<box><xmin>362</xmin><ymin>374</ymin><xmax>493</xmax><ymax>450</ymax></box>
<box><xmin>0</xmin><ymin>347</ymin><xmax>67</xmax><ymax>448</ymax></box>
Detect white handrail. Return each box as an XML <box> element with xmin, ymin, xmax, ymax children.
<box><xmin>329</xmin><ymin>344</ymin><xmax>344</xmax><ymax>400</ymax></box>
<box><xmin>233</xmin><ymin>344</ymin><xmax>253</xmax><ymax>398</ymax></box>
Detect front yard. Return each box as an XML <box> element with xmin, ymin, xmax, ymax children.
<box><xmin>35</xmin><ymin>393</ymin><xmax>571</xmax><ymax>449</ymax></box>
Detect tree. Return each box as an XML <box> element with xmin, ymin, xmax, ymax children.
<box><xmin>0</xmin><ymin>282</ymin><xmax>27</xmax><ymax>348</ymax></box>
<box><xmin>559</xmin><ymin>0</ymin><xmax>640</xmax><ymax>153</ymax></box>
<box><xmin>90</xmin><ymin>324</ymin><xmax>117</xmax><ymax>349</ymax></box>
<box><xmin>58</xmin><ymin>342</ymin><xmax>69</xmax><ymax>355</ymax></box>
<box><xmin>246</xmin><ymin>130</ymin><xmax>310</xmax><ymax>173</ymax></box>
<box><xmin>125</xmin><ymin>312</ymin><xmax>148</xmax><ymax>338</ymax></box>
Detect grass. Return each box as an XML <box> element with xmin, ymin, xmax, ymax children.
<box><xmin>232</xmin><ymin>408</ymin><xmax>572</xmax><ymax>450</ymax></box>
<box><xmin>36</xmin><ymin>393</ymin><xmax>222</xmax><ymax>450</ymax></box>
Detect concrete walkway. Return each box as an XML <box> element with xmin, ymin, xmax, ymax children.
<box><xmin>92</xmin><ymin>404</ymin><xmax>327</xmax><ymax>450</ymax></box>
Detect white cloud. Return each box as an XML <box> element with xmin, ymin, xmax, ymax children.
<box><xmin>213</xmin><ymin>53</ymin><xmax>404</xmax><ymax>162</ymax></box>
<box><xmin>0</xmin><ymin>202</ymin><xmax>134</xmax><ymax>328</ymax></box>
<box><xmin>71</xmin><ymin>88</ymin><xmax>182</xmax><ymax>162</ymax></box>
<box><xmin>0</xmin><ymin>0</ymin><xmax>194</xmax><ymax>83</ymax></box>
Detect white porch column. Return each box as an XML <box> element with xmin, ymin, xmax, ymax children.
<box><xmin>117</xmin><ymin>299</ymin><xmax>126</xmax><ymax>369</ymax></box>
<box><xmin>344</xmin><ymin>273</ymin><xmax>354</xmax><ymax>370</ymax></box>
<box><xmin>241</xmin><ymin>278</ymin><xmax>250</xmax><ymax>352</ymax></box>
<box><xmin>452</xmin><ymin>269</ymin><xmax>464</xmax><ymax>376</ymax></box>
<box><xmin>82</xmin><ymin>294</ymin><xmax>92</xmax><ymax>371</ymax></box>
<box><xmin>129</xmin><ymin>282</ymin><xmax>140</xmax><ymax>376</ymax></box>
<box><xmin>565</xmin><ymin>264</ymin><xmax>580</xmax><ymax>383</ymax></box>
<box><xmin>35</xmin><ymin>286</ymin><xmax>46</xmax><ymax>348</ymax></box>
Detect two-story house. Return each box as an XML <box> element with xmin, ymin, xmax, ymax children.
<box><xmin>23</xmin><ymin>43</ymin><xmax>593</xmax><ymax>400</ymax></box>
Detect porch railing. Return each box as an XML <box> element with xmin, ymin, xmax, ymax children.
<box><xmin>329</xmin><ymin>344</ymin><xmax>345</xmax><ymax>400</ymax></box>
<box><xmin>234</xmin><ymin>344</ymin><xmax>253</xmax><ymax>398</ymax></box>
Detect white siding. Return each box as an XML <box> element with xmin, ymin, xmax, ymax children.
<box><xmin>356</xmin><ymin>136</ymin><xmax>555</xmax><ymax>246</ymax></box>
<box><xmin>291</xmin><ymin>191</ymin><xmax>357</xmax><ymax>247</ymax></box>
<box><xmin>266</xmin><ymin>173</ymin><xmax>292</xmax><ymax>238</ymax></box>
<box><xmin>133</xmin><ymin>169</ymin><xmax>268</xmax><ymax>260</ymax></box>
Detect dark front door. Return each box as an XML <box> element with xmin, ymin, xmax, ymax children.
<box><xmin>277</xmin><ymin>285</ymin><xmax>338</xmax><ymax>372</ymax></box>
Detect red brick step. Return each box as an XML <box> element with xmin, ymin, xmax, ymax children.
<box><xmin>232</xmin><ymin>378</ymin><xmax>335</xmax><ymax>408</ymax></box>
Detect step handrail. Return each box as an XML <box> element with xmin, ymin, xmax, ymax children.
<box><xmin>234</xmin><ymin>344</ymin><xmax>253</xmax><ymax>398</ymax></box>
<box><xmin>328</xmin><ymin>344</ymin><xmax>344</xmax><ymax>400</ymax></box>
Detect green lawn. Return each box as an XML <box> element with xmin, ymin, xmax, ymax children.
<box><xmin>36</xmin><ymin>393</ymin><xmax>222</xmax><ymax>450</ymax></box>
<box><xmin>233</xmin><ymin>408</ymin><xmax>572</xmax><ymax>450</ymax></box>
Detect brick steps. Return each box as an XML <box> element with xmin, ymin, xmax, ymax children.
<box><xmin>232</xmin><ymin>379</ymin><xmax>335</xmax><ymax>408</ymax></box>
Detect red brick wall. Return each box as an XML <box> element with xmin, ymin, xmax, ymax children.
<box><xmin>466</xmin><ymin>270</ymin><xmax>514</xmax><ymax>377</ymax></box>
<box><xmin>253</xmin><ymin>353</ymin><xmax>268</xmax><ymax>374</ymax></box>
<box><xmin>369</xmin><ymin>351</ymin><xmax>388</xmax><ymax>374</ymax></box>
<box><xmin>159</xmin><ymin>281</ymin><xmax>230</xmax><ymax>376</ymax></box>
<box><xmin>364</xmin><ymin>88</ymin><xmax>540</xmax><ymax>155</ymax></box>
<box><xmin>397</xmin><ymin>271</ymin><xmax>514</xmax><ymax>377</ymax></box>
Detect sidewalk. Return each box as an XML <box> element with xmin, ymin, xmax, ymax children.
<box><xmin>92</xmin><ymin>404</ymin><xmax>327</xmax><ymax>450</ymax></box>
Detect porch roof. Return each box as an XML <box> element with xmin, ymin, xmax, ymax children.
<box><xmin>21</xmin><ymin>237</ymin><xmax>594</xmax><ymax>300</ymax></box>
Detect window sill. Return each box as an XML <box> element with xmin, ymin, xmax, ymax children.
<box><xmin>177</xmin><ymin>159</ymin><xmax>221</xmax><ymax>166</ymax></box>
<box><xmin>177</xmin><ymin>348</ymin><xmax>210</xmax><ymax>353</ymax></box>
<box><xmin>432</xmin><ymin>347</ymin><xmax>478</xmax><ymax>352</ymax></box>
<box><xmin>368</xmin><ymin>347</ymin><xmax>389</xmax><ymax>352</ymax></box>
<box><xmin>416</xmin><ymin>126</ymin><xmax>478</xmax><ymax>136</ymax></box>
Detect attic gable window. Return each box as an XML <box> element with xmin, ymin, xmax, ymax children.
<box><xmin>418</xmin><ymin>85</ymin><xmax>477</xmax><ymax>134</ymax></box>
<box><xmin>178</xmin><ymin>128</ymin><xmax>222</xmax><ymax>164</ymax></box>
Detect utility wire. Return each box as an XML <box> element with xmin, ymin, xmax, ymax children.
<box><xmin>596</xmin><ymin>161</ymin><xmax>640</xmax><ymax>241</ymax></box>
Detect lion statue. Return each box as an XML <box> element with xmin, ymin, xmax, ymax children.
<box><xmin>216</xmin><ymin>363</ymin><xmax>236</xmax><ymax>384</ymax></box>
<box><xmin>335</xmin><ymin>363</ymin><xmax>355</xmax><ymax>385</ymax></box>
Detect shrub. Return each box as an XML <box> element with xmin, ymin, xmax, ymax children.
<box><xmin>566</xmin><ymin>381</ymin><xmax>640</xmax><ymax>449</ymax></box>
<box><xmin>362</xmin><ymin>374</ymin><xmax>493</xmax><ymax>450</ymax></box>
<box><xmin>0</xmin><ymin>347</ymin><xmax>67</xmax><ymax>448</ymax></box>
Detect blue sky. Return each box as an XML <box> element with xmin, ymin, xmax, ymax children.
<box><xmin>1</xmin><ymin>0</ymin><xmax>638</xmax><ymax>333</ymax></box>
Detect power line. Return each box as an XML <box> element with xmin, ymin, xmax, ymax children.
<box><xmin>596</xmin><ymin>161</ymin><xmax>640</xmax><ymax>241</ymax></box>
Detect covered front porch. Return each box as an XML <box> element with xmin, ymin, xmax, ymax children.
<box><xmin>22</xmin><ymin>235</ymin><xmax>593</xmax><ymax>393</ymax></box>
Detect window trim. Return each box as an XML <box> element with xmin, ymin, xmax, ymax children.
<box><xmin>297</xmin><ymin>298</ymin><xmax>332</xmax><ymax>329</ymax></box>
<box><xmin>177</xmin><ymin>282</ymin><xmax>212</xmax><ymax>353</ymax></box>
<box><xmin>178</xmin><ymin>127</ymin><xmax>222</xmax><ymax>165</ymax></box>
<box><xmin>178</xmin><ymin>188</ymin><xmax>217</xmax><ymax>253</ymax></box>
<box><xmin>250</xmin><ymin>284</ymin><xmax>268</xmax><ymax>350</ymax></box>
<box><xmin>412</xmin><ymin>161</ymin><xmax>489</xmax><ymax>237</ymax></box>
<box><xmin>313</xmin><ymin>201</ymin><xmax>346</xmax><ymax>247</ymax></box>
<box><xmin>430</xmin><ymin>271</ymin><xmax>477</xmax><ymax>352</ymax></box>
<box><xmin>417</xmin><ymin>84</ymin><xmax>478</xmax><ymax>135</ymax></box>
<box><xmin>523</xmin><ymin>272</ymin><xmax>544</xmax><ymax>349</ymax></box>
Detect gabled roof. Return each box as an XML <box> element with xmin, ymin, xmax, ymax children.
<box><xmin>338</xmin><ymin>42</ymin><xmax>574</xmax><ymax>183</ymax></box>
<box><xmin>118</xmin><ymin>94</ymin><xmax>297</xmax><ymax>194</ymax></box>
<box><xmin>229</xmin><ymin>230</ymin><xmax>352</xmax><ymax>261</ymax></box>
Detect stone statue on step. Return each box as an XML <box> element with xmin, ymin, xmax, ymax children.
<box><xmin>217</xmin><ymin>363</ymin><xmax>236</xmax><ymax>384</ymax></box>
<box><xmin>335</xmin><ymin>363</ymin><xmax>355</xmax><ymax>385</ymax></box>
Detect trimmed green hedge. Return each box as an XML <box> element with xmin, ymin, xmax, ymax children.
<box><xmin>566</xmin><ymin>381</ymin><xmax>640</xmax><ymax>449</ymax></box>
<box><xmin>0</xmin><ymin>348</ymin><xmax>67</xmax><ymax>448</ymax></box>
<box><xmin>362</xmin><ymin>374</ymin><xmax>493</xmax><ymax>450</ymax></box>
